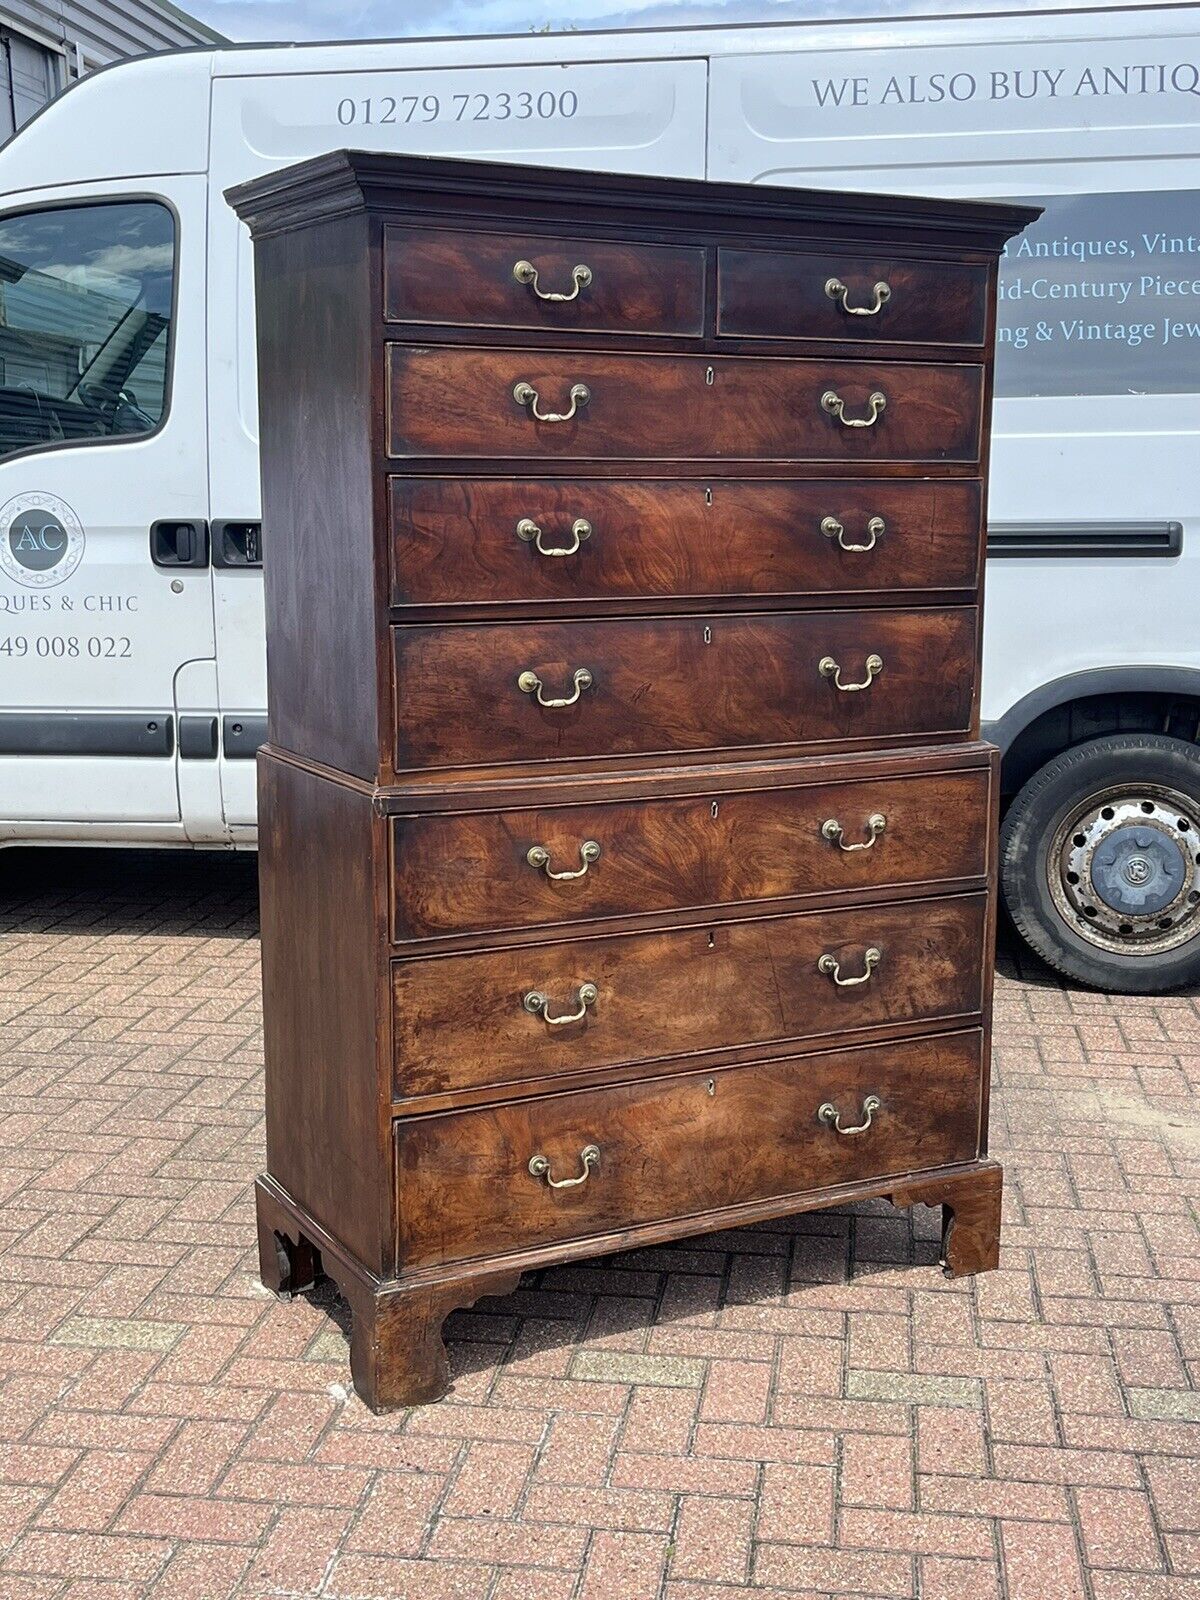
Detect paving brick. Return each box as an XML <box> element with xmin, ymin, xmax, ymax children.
<box><xmin>840</xmin><ymin>1431</ymin><xmax>913</xmax><ymax>1509</ymax></box>
<box><xmin>756</xmin><ymin>1462</ymin><xmax>835</xmax><ymax>1544</ymax></box>
<box><xmin>325</xmin><ymin>1553</ymin><xmax>493</xmax><ymax>1599</ymax></box>
<box><xmin>1075</xmin><ymin>1487</ymin><xmax>1165</xmax><ymax>1572</ymax></box>
<box><xmin>839</xmin><ymin>1507</ymin><xmax>995</xmax><ymax>1558</ymax></box>
<box><xmin>918</xmin><ymin>1553</ymin><xmax>1004</xmax><ymax>1600</ymax></box>
<box><xmin>917</xmin><ymin>1405</ymin><xmax>988</xmax><ymax>1477</ymax></box>
<box><xmin>578</xmin><ymin>1531</ymin><xmax>669</xmax><ymax>1600</ymax></box>
<box><xmin>699</xmin><ymin>1358</ymin><xmax>772</xmax><ymax>1422</ymax></box>
<box><xmin>754</xmin><ymin>1541</ymin><xmax>914</xmax><ymax>1595</ymax></box>
<box><xmin>1001</xmin><ymin>1519</ymin><xmax>1087</xmax><ymax>1600</ymax></box>
<box><xmin>670</xmin><ymin>1493</ymin><xmax>754</xmax><ymax>1584</ymax></box>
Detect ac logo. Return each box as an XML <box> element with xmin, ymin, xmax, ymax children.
<box><xmin>0</xmin><ymin>493</ymin><xmax>85</xmax><ymax>588</ymax></box>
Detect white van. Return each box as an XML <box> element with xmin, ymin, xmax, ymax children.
<box><xmin>0</xmin><ymin>2</ymin><xmax>1197</xmax><ymax>993</ymax></box>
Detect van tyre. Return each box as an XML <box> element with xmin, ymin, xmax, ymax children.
<box><xmin>1000</xmin><ymin>733</ymin><xmax>1200</xmax><ymax>994</ymax></box>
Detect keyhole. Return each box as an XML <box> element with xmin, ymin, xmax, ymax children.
<box><xmin>706</xmin><ymin>1078</ymin><xmax>716</xmax><ymax>1097</ymax></box>
<box><xmin>711</xmin><ymin>801</ymin><xmax>719</xmax><ymax>819</ymax></box>
<box><xmin>707</xmin><ymin>931</ymin><xmax>715</xmax><ymax>949</ymax></box>
<box><xmin>703</xmin><ymin>626</ymin><xmax>712</xmax><ymax>645</ymax></box>
<box><xmin>705</xmin><ymin>486</ymin><xmax>713</xmax><ymax>507</ymax></box>
<box><xmin>706</xmin><ymin>366</ymin><xmax>714</xmax><ymax>386</ymax></box>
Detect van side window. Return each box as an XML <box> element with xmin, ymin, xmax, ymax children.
<box><xmin>0</xmin><ymin>200</ymin><xmax>175</xmax><ymax>460</ymax></box>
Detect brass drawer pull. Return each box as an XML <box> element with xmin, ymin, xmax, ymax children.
<box><xmin>524</xmin><ymin>981</ymin><xmax>598</xmax><ymax>1026</ymax></box>
<box><xmin>822</xmin><ymin>813</ymin><xmax>887</xmax><ymax>852</ymax></box>
<box><xmin>513</xmin><ymin>380</ymin><xmax>590</xmax><ymax>424</ymax></box>
<box><xmin>821</xmin><ymin>514</ymin><xmax>885</xmax><ymax>553</ymax></box>
<box><xmin>818</xmin><ymin>947</ymin><xmax>882</xmax><ymax>987</ymax></box>
<box><xmin>518</xmin><ymin>666</ymin><xmax>593</xmax><ymax>708</ymax></box>
<box><xmin>527</xmin><ymin>839</ymin><xmax>601</xmax><ymax>880</ymax></box>
<box><xmin>825</xmin><ymin>276</ymin><xmax>891</xmax><ymax>316</ymax></box>
<box><xmin>821</xmin><ymin>389</ymin><xmax>887</xmax><ymax>428</ymax></box>
<box><xmin>517</xmin><ymin>516</ymin><xmax>592</xmax><ymax>558</ymax></box>
<box><xmin>528</xmin><ymin>1142</ymin><xmax>601</xmax><ymax>1188</ymax></box>
<box><xmin>820</xmin><ymin>653</ymin><xmax>883</xmax><ymax>692</ymax></box>
<box><xmin>818</xmin><ymin>1094</ymin><xmax>882</xmax><ymax>1135</ymax></box>
<box><xmin>513</xmin><ymin>259</ymin><xmax>593</xmax><ymax>303</ymax></box>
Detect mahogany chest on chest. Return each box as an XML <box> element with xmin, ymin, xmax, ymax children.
<box><xmin>229</xmin><ymin>152</ymin><xmax>1037</xmax><ymax>1411</ymax></box>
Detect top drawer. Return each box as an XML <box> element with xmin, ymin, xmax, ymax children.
<box><xmin>719</xmin><ymin>248</ymin><xmax>988</xmax><ymax>349</ymax></box>
<box><xmin>384</xmin><ymin>225</ymin><xmax>706</xmax><ymax>338</ymax></box>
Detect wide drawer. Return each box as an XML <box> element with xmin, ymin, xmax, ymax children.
<box><xmin>391</xmin><ymin>607</ymin><xmax>977</xmax><ymax>770</ymax></box>
<box><xmin>386</xmin><ymin>347</ymin><xmax>984</xmax><ymax>463</ymax></box>
<box><xmin>392</xmin><ymin>892</ymin><xmax>987</xmax><ymax>1100</ymax></box>
<box><xmin>390</xmin><ymin>764</ymin><xmax>991</xmax><ymax>942</ymax></box>
<box><xmin>394</xmin><ymin>1029</ymin><xmax>984</xmax><ymax>1267</ymax></box>
<box><xmin>384</xmin><ymin>225</ymin><xmax>705</xmax><ymax>337</ymax></box>
<box><xmin>388</xmin><ymin>477</ymin><xmax>983</xmax><ymax>610</ymax></box>
<box><xmin>718</xmin><ymin>247</ymin><xmax>989</xmax><ymax>348</ymax></box>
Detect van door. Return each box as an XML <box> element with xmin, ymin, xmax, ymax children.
<box><xmin>0</xmin><ymin>178</ymin><xmax>213</xmax><ymax>840</ymax></box>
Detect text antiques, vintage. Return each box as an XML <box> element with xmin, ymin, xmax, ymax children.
<box><xmin>228</xmin><ymin>151</ymin><xmax>1037</xmax><ymax>1411</ymax></box>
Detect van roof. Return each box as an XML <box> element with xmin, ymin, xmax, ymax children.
<box><xmin>0</xmin><ymin>1</ymin><xmax>1195</xmax><ymax>195</ymax></box>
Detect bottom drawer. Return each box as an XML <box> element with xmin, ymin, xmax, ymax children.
<box><xmin>395</xmin><ymin>1030</ymin><xmax>983</xmax><ymax>1268</ymax></box>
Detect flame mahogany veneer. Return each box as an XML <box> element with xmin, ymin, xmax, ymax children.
<box><xmin>230</xmin><ymin>151</ymin><xmax>1037</xmax><ymax>1411</ymax></box>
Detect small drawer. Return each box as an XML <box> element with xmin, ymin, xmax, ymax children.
<box><xmin>390</xmin><ymin>763</ymin><xmax>991</xmax><ymax>942</ymax></box>
<box><xmin>388</xmin><ymin>477</ymin><xmax>983</xmax><ymax>611</ymax></box>
<box><xmin>394</xmin><ymin>1029</ymin><xmax>984</xmax><ymax>1267</ymax></box>
<box><xmin>718</xmin><ymin>247</ymin><xmax>989</xmax><ymax>348</ymax></box>
<box><xmin>392</xmin><ymin>892</ymin><xmax>987</xmax><ymax>1100</ymax></box>
<box><xmin>384</xmin><ymin>225</ymin><xmax>705</xmax><ymax>337</ymax></box>
<box><xmin>387</xmin><ymin>347</ymin><xmax>984</xmax><ymax>464</ymax></box>
<box><xmin>390</xmin><ymin>607</ymin><xmax>978</xmax><ymax>771</ymax></box>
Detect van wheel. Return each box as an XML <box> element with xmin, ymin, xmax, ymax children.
<box><xmin>1000</xmin><ymin>733</ymin><xmax>1200</xmax><ymax>994</ymax></box>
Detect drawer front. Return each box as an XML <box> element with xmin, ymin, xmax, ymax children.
<box><xmin>395</xmin><ymin>1030</ymin><xmax>984</xmax><ymax>1266</ymax></box>
<box><xmin>719</xmin><ymin>248</ymin><xmax>989</xmax><ymax>348</ymax></box>
<box><xmin>387</xmin><ymin>347</ymin><xmax>984</xmax><ymax>463</ymax></box>
<box><xmin>388</xmin><ymin>477</ymin><xmax>983</xmax><ymax>610</ymax></box>
<box><xmin>384</xmin><ymin>225</ymin><xmax>705</xmax><ymax>337</ymax></box>
<box><xmin>391</xmin><ymin>765</ymin><xmax>991</xmax><ymax>942</ymax></box>
<box><xmin>392</xmin><ymin>893</ymin><xmax>987</xmax><ymax>1099</ymax></box>
<box><xmin>391</xmin><ymin>607</ymin><xmax>977</xmax><ymax>770</ymax></box>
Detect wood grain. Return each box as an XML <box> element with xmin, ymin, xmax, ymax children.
<box><xmin>388</xmin><ymin>476</ymin><xmax>982</xmax><ymax>611</ymax></box>
<box><xmin>391</xmin><ymin>607</ymin><xmax>978</xmax><ymax>770</ymax></box>
<box><xmin>718</xmin><ymin>247</ymin><xmax>988</xmax><ymax>346</ymax></box>
<box><xmin>384</xmin><ymin>224</ymin><xmax>705</xmax><ymax>336</ymax></box>
<box><xmin>386</xmin><ymin>347</ymin><xmax>985</xmax><ymax>464</ymax></box>
<box><xmin>395</xmin><ymin>1030</ymin><xmax>984</xmax><ymax>1267</ymax></box>
<box><xmin>390</xmin><ymin>764</ymin><xmax>990</xmax><ymax>941</ymax></box>
<box><xmin>391</xmin><ymin>892</ymin><xmax>987</xmax><ymax>1098</ymax></box>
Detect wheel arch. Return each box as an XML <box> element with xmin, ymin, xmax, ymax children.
<box><xmin>983</xmin><ymin>668</ymin><xmax>1200</xmax><ymax>797</ymax></box>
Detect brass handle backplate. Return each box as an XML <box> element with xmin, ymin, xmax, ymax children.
<box><xmin>819</xmin><ymin>653</ymin><xmax>883</xmax><ymax>692</ymax></box>
<box><xmin>822</xmin><ymin>514</ymin><xmax>885</xmax><ymax>553</ymax></box>
<box><xmin>818</xmin><ymin>947</ymin><xmax>882</xmax><ymax>987</ymax></box>
<box><xmin>821</xmin><ymin>389</ymin><xmax>887</xmax><ymax>428</ymax></box>
<box><xmin>526</xmin><ymin>840</ymin><xmax>601</xmax><ymax>881</ymax></box>
<box><xmin>518</xmin><ymin>666</ymin><xmax>593</xmax><ymax>708</ymax></box>
<box><xmin>513</xmin><ymin>380</ymin><xmax>590</xmax><ymax>424</ymax></box>
<box><xmin>822</xmin><ymin>814</ymin><xmax>887</xmax><ymax>853</ymax></box>
<box><xmin>524</xmin><ymin>981</ymin><xmax>599</xmax><ymax>1026</ymax></box>
<box><xmin>818</xmin><ymin>1094</ymin><xmax>882</xmax><ymax>1135</ymax></box>
<box><xmin>825</xmin><ymin>277</ymin><xmax>891</xmax><ymax>316</ymax></box>
<box><xmin>513</xmin><ymin>259</ymin><xmax>593</xmax><ymax>302</ymax></box>
<box><xmin>528</xmin><ymin>1143</ymin><xmax>601</xmax><ymax>1188</ymax></box>
<box><xmin>517</xmin><ymin>516</ymin><xmax>592</xmax><ymax>558</ymax></box>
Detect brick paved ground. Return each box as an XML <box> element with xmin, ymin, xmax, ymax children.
<box><xmin>0</xmin><ymin>847</ymin><xmax>1197</xmax><ymax>1600</ymax></box>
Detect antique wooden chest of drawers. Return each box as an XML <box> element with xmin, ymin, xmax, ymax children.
<box><xmin>229</xmin><ymin>152</ymin><xmax>1037</xmax><ymax>1411</ymax></box>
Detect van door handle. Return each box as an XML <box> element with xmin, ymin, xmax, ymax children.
<box><xmin>212</xmin><ymin>520</ymin><xmax>262</xmax><ymax>568</ymax></box>
<box><xmin>150</xmin><ymin>519</ymin><xmax>209</xmax><ymax>569</ymax></box>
